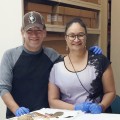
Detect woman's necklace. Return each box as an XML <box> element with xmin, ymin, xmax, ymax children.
<box><xmin>68</xmin><ymin>54</ymin><xmax>91</xmax><ymax>96</ymax></box>
<box><xmin>68</xmin><ymin>54</ymin><xmax>99</xmax><ymax>103</ymax></box>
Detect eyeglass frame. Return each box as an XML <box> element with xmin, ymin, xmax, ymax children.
<box><xmin>65</xmin><ymin>32</ymin><xmax>86</xmax><ymax>41</ymax></box>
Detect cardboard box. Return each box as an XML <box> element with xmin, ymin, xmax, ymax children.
<box><xmin>79</xmin><ymin>9</ymin><xmax>97</xmax><ymax>18</ymax></box>
<box><xmin>80</xmin><ymin>0</ymin><xmax>100</xmax><ymax>4</ymax></box>
<box><xmin>52</xmin><ymin>15</ymin><xmax>63</xmax><ymax>25</ymax></box>
<box><xmin>63</xmin><ymin>7</ymin><xmax>81</xmax><ymax>25</ymax></box>
<box><xmin>52</xmin><ymin>6</ymin><xmax>82</xmax><ymax>25</ymax></box>
<box><xmin>63</xmin><ymin>6</ymin><xmax>97</xmax><ymax>28</ymax></box>
<box><xmin>41</xmin><ymin>13</ymin><xmax>52</xmax><ymax>24</ymax></box>
<box><xmin>52</xmin><ymin>5</ymin><xmax>97</xmax><ymax>27</ymax></box>
<box><xmin>25</xmin><ymin>3</ymin><xmax>52</xmax><ymax>13</ymax></box>
<box><xmin>69</xmin><ymin>0</ymin><xmax>100</xmax><ymax>4</ymax></box>
<box><xmin>91</xmin><ymin>18</ymin><xmax>98</xmax><ymax>28</ymax></box>
<box><xmin>52</xmin><ymin>6</ymin><xmax>64</xmax><ymax>14</ymax></box>
<box><xmin>64</xmin><ymin>15</ymin><xmax>91</xmax><ymax>28</ymax></box>
<box><xmin>64</xmin><ymin>7</ymin><xmax>80</xmax><ymax>16</ymax></box>
<box><xmin>64</xmin><ymin>15</ymin><xmax>76</xmax><ymax>25</ymax></box>
<box><xmin>52</xmin><ymin>6</ymin><xmax>65</xmax><ymax>25</ymax></box>
<box><xmin>81</xmin><ymin>17</ymin><xmax>91</xmax><ymax>28</ymax></box>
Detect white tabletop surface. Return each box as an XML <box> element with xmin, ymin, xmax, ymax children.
<box><xmin>6</xmin><ymin>108</ymin><xmax>120</xmax><ymax>120</ymax></box>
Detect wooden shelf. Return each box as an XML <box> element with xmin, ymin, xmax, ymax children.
<box><xmin>46</xmin><ymin>24</ymin><xmax>65</xmax><ymax>32</ymax></box>
<box><xmin>49</xmin><ymin>0</ymin><xmax>101</xmax><ymax>11</ymax></box>
<box><xmin>87</xmin><ymin>28</ymin><xmax>100</xmax><ymax>34</ymax></box>
<box><xmin>46</xmin><ymin>24</ymin><xmax>100</xmax><ymax>34</ymax></box>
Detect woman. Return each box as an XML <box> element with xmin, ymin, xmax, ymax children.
<box><xmin>48</xmin><ymin>18</ymin><xmax>116</xmax><ymax>113</ymax></box>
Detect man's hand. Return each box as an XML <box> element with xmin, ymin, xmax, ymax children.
<box><xmin>89</xmin><ymin>46</ymin><xmax>102</xmax><ymax>54</ymax></box>
<box><xmin>15</xmin><ymin>107</ymin><xmax>30</xmax><ymax>116</ymax></box>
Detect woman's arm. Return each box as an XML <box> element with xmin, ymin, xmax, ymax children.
<box><xmin>48</xmin><ymin>82</ymin><xmax>74</xmax><ymax>110</ymax></box>
<box><xmin>100</xmin><ymin>65</ymin><xmax>116</xmax><ymax>111</ymax></box>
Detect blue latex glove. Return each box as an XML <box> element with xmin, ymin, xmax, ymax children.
<box><xmin>89</xmin><ymin>46</ymin><xmax>102</xmax><ymax>54</ymax></box>
<box><xmin>89</xmin><ymin>103</ymin><xmax>102</xmax><ymax>114</ymax></box>
<box><xmin>74</xmin><ymin>102</ymin><xmax>92</xmax><ymax>112</ymax></box>
<box><xmin>15</xmin><ymin>107</ymin><xmax>30</xmax><ymax>116</ymax></box>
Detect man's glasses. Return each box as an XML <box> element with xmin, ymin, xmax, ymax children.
<box><xmin>66</xmin><ymin>33</ymin><xmax>86</xmax><ymax>41</ymax></box>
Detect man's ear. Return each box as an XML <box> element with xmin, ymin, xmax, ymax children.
<box><xmin>43</xmin><ymin>30</ymin><xmax>47</xmax><ymax>38</ymax></box>
<box><xmin>21</xmin><ymin>27</ymin><xmax>24</xmax><ymax>35</ymax></box>
<box><xmin>21</xmin><ymin>27</ymin><xmax>25</xmax><ymax>38</ymax></box>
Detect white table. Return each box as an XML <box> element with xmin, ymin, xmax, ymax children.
<box><xmin>6</xmin><ymin>108</ymin><xmax>120</xmax><ymax>120</ymax></box>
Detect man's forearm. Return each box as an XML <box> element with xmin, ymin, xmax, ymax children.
<box><xmin>2</xmin><ymin>92</ymin><xmax>19</xmax><ymax>114</ymax></box>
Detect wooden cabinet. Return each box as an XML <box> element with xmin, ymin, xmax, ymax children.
<box><xmin>111</xmin><ymin>0</ymin><xmax>120</xmax><ymax>95</ymax></box>
<box><xmin>24</xmin><ymin>0</ymin><xmax>108</xmax><ymax>55</ymax></box>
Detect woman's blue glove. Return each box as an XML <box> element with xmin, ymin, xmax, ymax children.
<box><xmin>89</xmin><ymin>46</ymin><xmax>102</xmax><ymax>54</ymax></box>
<box><xmin>89</xmin><ymin>103</ymin><xmax>102</xmax><ymax>114</ymax></box>
<box><xmin>74</xmin><ymin>102</ymin><xmax>91</xmax><ymax>112</ymax></box>
<box><xmin>15</xmin><ymin>107</ymin><xmax>30</xmax><ymax>116</ymax></box>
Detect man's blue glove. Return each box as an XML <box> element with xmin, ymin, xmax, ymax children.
<box><xmin>74</xmin><ymin>102</ymin><xmax>92</xmax><ymax>112</ymax></box>
<box><xmin>89</xmin><ymin>46</ymin><xmax>102</xmax><ymax>54</ymax></box>
<box><xmin>15</xmin><ymin>107</ymin><xmax>30</xmax><ymax>116</ymax></box>
<box><xmin>89</xmin><ymin>103</ymin><xmax>102</xmax><ymax>114</ymax></box>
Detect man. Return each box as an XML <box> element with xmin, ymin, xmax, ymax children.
<box><xmin>0</xmin><ymin>11</ymin><xmax>102</xmax><ymax>118</ymax></box>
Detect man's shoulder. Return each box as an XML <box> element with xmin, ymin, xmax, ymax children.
<box><xmin>43</xmin><ymin>47</ymin><xmax>57</xmax><ymax>53</ymax></box>
<box><xmin>43</xmin><ymin>47</ymin><xmax>59</xmax><ymax>56</ymax></box>
<box><xmin>3</xmin><ymin>46</ymin><xmax>23</xmax><ymax>61</ymax></box>
<box><xmin>43</xmin><ymin>47</ymin><xmax>62</xmax><ymax>62</ymax></box>
<box><xmin>5</xmin><ymin>46</ymin><xmax>23</xmax><ymax>53</ymax></box>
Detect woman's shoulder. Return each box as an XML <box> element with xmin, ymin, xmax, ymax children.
<box><xmin>88</xmin><ymin>50</ymin><xmax>110</xmax><ymax>62</ymax></box>
<box><xmin>54</xmin><ymin>56</ymin><xmax>64</xmax><ymax>64</ymax></box>
<box><xmin>88</xmin><ymin>51</ymin><xmax>111</xmax><ymax>72</ymax></box>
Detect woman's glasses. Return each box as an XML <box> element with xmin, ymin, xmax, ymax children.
<box><xmin>66</xmin><ymin>32</ymin><xmax>86</xmax><ymax>41</ymax></box>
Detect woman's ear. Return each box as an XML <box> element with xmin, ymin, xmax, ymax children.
<box><xmin>65</xmin><ymin>35</ymin><xmax>67</xmax><ymax>41</ymax></box>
